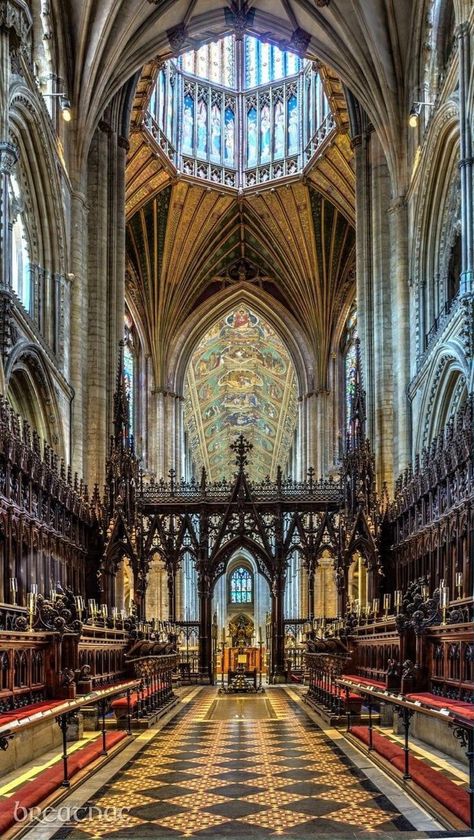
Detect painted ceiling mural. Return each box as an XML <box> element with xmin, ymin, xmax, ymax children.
<box><xmin>184</xmin><ymin>305</ymin><xmax>298</xmax><ymax>482</ymax></box>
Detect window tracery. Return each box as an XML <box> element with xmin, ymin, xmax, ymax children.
<box><xmin>148</xmin><ymin>34</ymin><xmax>331</xmax><ymax>188</ymax></box>
<box><xmin>124</xmin><ymin>313</ymin><xmax>136</xmax><ymax>437</ymax></box>
<box><xmin>9</xmin><ymin>174</ymin><xmax>31</xmax><ymax>312</ymax></box>
<box><xmin>343</xmin><ymin>305</ymin><xmax>357</xmax><ymax>430</ymax></box>
<box><xmin>229</xmin><ymin>566</ymin><xmax>253</xmax><ymax>604</ymax></box>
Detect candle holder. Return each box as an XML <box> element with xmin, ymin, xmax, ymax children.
<box><xmin>383</xmin><ymin>593</ymin><xmax>391</xmax><ymax>619</ymax></box>
<box><xmin>27</xmin><ymin>591</ymin><xmax>36</xmax><ymax>631</ymax></box>
<box><xmin>440</xmin><ymin>585</ymin><xmax>449</xmax><ymax>624</ymax></box>
<box><xmin>75</xmin><ymin>595</ymin><xmax>84</xmax><ymax>620</ymax></box>
<box><xmin>455</xmin><ymin>572</ymin><xmax>463</xmax><ymax>600</ymax></box>
<box><xmin>88</xmin><ymin>599</ymin><xmax>97</xmax><ymax>623</ymax></box>
<box><xmin>111</xmin><ymin>607</ymin><xmax>118</xmax><ymax>628</ymax></box>
<box><xmin>421</xmin><ymin>584</ymin><xmax>429</xmax><ymax>601</ymax></box>
<box><xmin>9</xmin><ymin>577</ymin><xmax>18</xmax><ymax>606</ymax></box>
<box><xmin>394</xmin><ymin>590</ymin><xmax>402</xmax><ymax>614</ymax></box>
<box><xmin>372</xmin><ymin>598</ymin><xmax>380</xmax><ymax>618</ymax></box>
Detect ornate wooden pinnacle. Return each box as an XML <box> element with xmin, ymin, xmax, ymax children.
<box><xmin>230</xmin><ymin>434</ymin><xmax>253</xmax><ymax>471</ymax></box>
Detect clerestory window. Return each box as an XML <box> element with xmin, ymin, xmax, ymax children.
<box><xmin>146</xmin><ymin>34</ymin><xmax>333</xmax><ymax>189</ymax></box>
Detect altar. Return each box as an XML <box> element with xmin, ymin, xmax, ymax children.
<box><xmin>219</xmin><ymin>646</ymin><xmax>264</xmax><ymax>674</ymax></box>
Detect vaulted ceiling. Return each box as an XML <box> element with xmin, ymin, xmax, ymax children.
<box><xmin>126</xmin><ymin>39</ymin><xmax>356</xmax><ymax>393</ymax></box>
<box><xmin>126</xmin><ymin>175</ymin><xmax>356</xmax><ymax>392</ymax></box>
<box><xmin>54</xmin><ymin>0</ymin><xmax>418</xmax><ymax>188</ymax></box>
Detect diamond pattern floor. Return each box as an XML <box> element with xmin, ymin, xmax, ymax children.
<box><xmin>52</xmin><ymin>689</ymin><xmax>435</xmax><ymax>839</ymax></box>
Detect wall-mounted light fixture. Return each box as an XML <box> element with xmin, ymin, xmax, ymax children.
<box><xmin>43</xmin><ymin>92</ymin><xmax>72</xmax><ymax>121</ymax></box>
<box><xmin>408</xmin><ymin>101</ymin><xmax>433</xmax><ymax>128</ymax></box>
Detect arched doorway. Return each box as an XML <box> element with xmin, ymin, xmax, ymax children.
<box><xmin>212</xmin><ymin>548</ymin><xmax>271</xmax><ymax>682</ymax></box>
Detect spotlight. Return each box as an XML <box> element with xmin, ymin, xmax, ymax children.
<box><xmin>409</xmin><ymin>101</ymin><xmax>433</xmax><ymax>128</ymax></box>
<box><xmin>408</xmin><ymin>103</ymin><xmax>420</xmax><ymax>127</ymax></box>
<box><xmin>60</xmin><ymin>97</ymin><xmax>72</xmax><ymax>122</ymax></box>
<box><xmin>43</xmin><ymin>91</ymin><xmax>72</xmax><ymax>121</ymax></box>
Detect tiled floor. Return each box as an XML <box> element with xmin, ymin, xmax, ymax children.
<box><xmin>49</xmin><ymin>688</ymin><xmax>440</xmax><ymax>839</ymax></box>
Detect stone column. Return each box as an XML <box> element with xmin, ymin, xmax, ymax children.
<box><xmin>69</xmin><ymin>189</ymin><xmax>88</xmax><ymax>475</ymax></box>
<box><xmin>389</xmin><ymin>196</ymin><xmax>411</xmax><ymax>474</ymax></box>
<box><xmin>457</xmin><ymin>20</ymin><xmax>473</xmax><ymax>295</ymax></box>
<box><xmin>156</xmin><ymin>390</ymin><xmax>165</xmax><ymax>477</ymax></box>
<box><xmin>353</xmin><ymin>131</ymin><xmax>375</xmax><ymax>443</ymax></box>
<box><xmin>86</xmin><ymin>127</ymin><xmax>108</xmax><ymax>487</ymax></box>
<box><xmin>297</xmin><ymin>396</ymin><xmax>305</xmax><ymax>478</ymax></box>
<box><xmin>164</xmin><ymin>392</ymin><xmax>175</xmax><ymax>474</ymax></box>
<box><xmin>371</xmin><ymin>134</ymin><xmax>394</xmax><ymax>487</ymax></box>
<box><xmin>0</xmin><ymin>5</ymin><xmax>22</xmax><ymax>290</ymax></box>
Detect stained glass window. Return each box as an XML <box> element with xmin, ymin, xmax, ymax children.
<box><xmin>178</xmin><ymin>36</ymin><xmax>235</xmax><ymax>87</ymax></box>
<box><xmin>344</xmin><ymin>307</ymin><xmax>357</xmax><ymax>429</ymax></box>
<box><xmin>230</xmin><ymin>567</ymin><xmax>253</xmax><ymax>604</ymax></box>
<box><xmin>124</xmin><ymin>316</ymin><xmax>135</xmax><ymax>437</ymax></box>
<box><xmin>149</xmin><ymin>34</ymin><xmax>331</xmax><ymax>187</ymax></box>
<box><xmin>244</xmin><ymin>36</ymin><xmax>302</xmax><ymax>88</ymax></box>
<box><xmin>10</xmin><ymin>175</ymin><xmax>31</xmax><ymax>312</ymax></box>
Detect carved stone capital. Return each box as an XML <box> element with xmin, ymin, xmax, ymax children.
<box><xmin>0</xmin><ymin>0</ymin><xmax>32</xmax><ymax>41</ymax></box>
<box><xmin>0</xmin><ymin>141</ymin><xmax>18</xmax><ymax>174</ymax></box>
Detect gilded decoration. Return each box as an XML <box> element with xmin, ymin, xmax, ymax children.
<box><xmin>183</xmin><ymin>305</ymin><xmax>297</xmax><ymax>481</ymax></box>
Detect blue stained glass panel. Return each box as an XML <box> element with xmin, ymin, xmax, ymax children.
<box><xmin>224</xmin><ymin>107</ymin><xmax>235</xmax><ymax>164</ymax></box>
<box><xmin>196</xmin><ymin>99</ymin><xmax>207</xmax><ymax>156</ymax></box>
<box><xmin>260</xmin><ymin>103</ymin><xmax>271</xmax><ymax>163</ymax></box>
<box><xmin>345</xmin><ymin>342</ymin><xmax>357</xmax><ymax>429</ymax></box>
<box><xmin>230</xmin><ymin>567</ymin><xmax>252</xmax><ymax>604</ymax></box>
<box><xmin>288</xmin><ymin>95</ymin><xmax>298</xmax><ymax>155</ymax></box>
<box><xmin>274</xmin><ymin>100</ymin><xmax>285</xmax><ymax>158</ymax></box>
<box><xmin>182</xmin><ymin>94</ymin><xmax>194</xmax><ymax>153</ymax></box>
<box><xmin>210</xmin><ymin>103</ymin><xmax>221</xmax><ymax>161</ymax></box>
<box><xmin>123</xmin><ymin>344</ymin><xmax>134</xmax><ymax>436</ymax></box>
<box><xmin>247</xmin><ymin>107</ymin><xmax>257</xmax><ymax>166</ymax></box>
<box><xmin>245</xmin><ymin>37</ymin><xmax>258</xmax><ymax>87</ymax></box>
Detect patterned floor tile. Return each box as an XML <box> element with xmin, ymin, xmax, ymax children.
<box><xmin>51</xmin><ymin>689</ymin><xmax>416</xmax><ymax>838</ymax></box>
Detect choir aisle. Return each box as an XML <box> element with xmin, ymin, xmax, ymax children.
<box><xmin>24</xmin><ymin>688</ymin><xmax>449</xmax><ymax>840</ymax></box>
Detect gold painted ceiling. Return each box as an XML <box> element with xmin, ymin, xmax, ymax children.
<box><xmin>183</xmin><ymin>305</ymin><xmax>298</xmax><ymax>482</ymax></box>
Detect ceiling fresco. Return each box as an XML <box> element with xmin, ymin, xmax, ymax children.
<box><xmin>183</xmin><ymin>305</ymin><xmax>298</xmax><ymax>482</ymax></box>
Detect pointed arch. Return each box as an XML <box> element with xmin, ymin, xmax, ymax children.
<box><xmin>210</xmin><ymin>535</ymin><xmax>273</xmax><ymax>587</ymax></box>
<box><xmin>5</xmin><ymin>342</ymin><xmax>67</xmax><ymax>456</ymax></box>
<box><xmin>170</xmin><ymin>284</ymin><xmax>313</xmax><ymax>399</ymax></box>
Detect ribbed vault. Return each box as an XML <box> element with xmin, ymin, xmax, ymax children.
<box><xmin>126</xmin><ymin>179</ymin><xmax>355</xmax><ymax>391</ymax></box>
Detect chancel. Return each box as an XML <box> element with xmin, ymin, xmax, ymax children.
<box><xmin>0</xmin><ymin>1</ymin><xmax>472</xmax><ymax>838</ymax></box>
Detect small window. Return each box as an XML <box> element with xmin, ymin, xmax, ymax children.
<box><xmin>229</xmin><ymin>566</ymin><xmax>253</xmax><ymax>604</ymax></box>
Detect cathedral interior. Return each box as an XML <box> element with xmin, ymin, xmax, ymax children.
<box><xmin>0</xmin><ymin>1</ymin><xmax>473</xmax><ymax>838</ymax></box>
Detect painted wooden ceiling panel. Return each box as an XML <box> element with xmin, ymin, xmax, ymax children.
<box><xmin>183</xmin><ymin>304</ymin><xmax>298</xmax><ymax>482</ymax></box>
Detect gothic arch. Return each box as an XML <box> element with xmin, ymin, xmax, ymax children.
<box><xmin>412</xmin><ymin>100</ymin><xmax>460</xmax><ymax>344</ymax></box>
<box><xmin>5</xmin><ymin>342</ymin><xmax>65</xmax><ymax>455</ymax></box>
<box><xmin>418</xmin><ymin>349</ymin><xmax>468</xmax><ymax>449</ymax></box>
<box><xmin>169</xmin><ymin>284</ymin><xmax>314</xmax><ymax>400</ymax></box>
<box><xmin>9</xmin><ymin>83</ymin><xmax>67</xmax><ymax>276</ymax></box>
<box><xmin>211</xmin><ymin>536</ymin><xmax>273</xmax><ymax>588</ymax></box>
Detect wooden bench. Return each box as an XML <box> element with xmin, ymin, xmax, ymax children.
<box><xmin>350</xmin><ymin>725</ymin><xmax>470</xmax><ymax>828</ymax></box>
<box><xmin>0</xmin><ymin>731</ymin><xmax>127</xmax><ymax>836</ymax></box>
<box><xmin>405</xmin><ymin>692</ymin><xmax>474</xmax><ymax>720</ymax></box>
